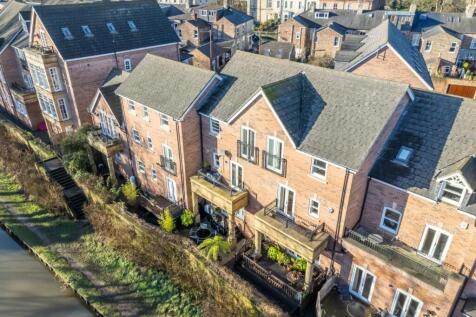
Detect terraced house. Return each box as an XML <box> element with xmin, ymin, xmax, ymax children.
<box><xmin>84</xmin><ymin>49</ymin><xmax>476</xmax><ymax>315</ymax></box>
<box><xmin>24</xmin><ymin>0</ymin><xmax>180</xmax><ymax>143</ymax></box>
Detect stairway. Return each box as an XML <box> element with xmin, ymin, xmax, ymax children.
<box><xmin>42</xmin><ymin>158</ymin><xmax>87</xmax><ymax>219</ymax></box>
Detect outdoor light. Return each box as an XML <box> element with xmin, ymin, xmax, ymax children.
<box><xmin>328</xmin><ymin>208</ymin><xmax>334</xmax><ymax>213</ymax></box>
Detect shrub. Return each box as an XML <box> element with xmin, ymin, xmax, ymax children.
<box><xmin>266</xmin><ymin>245</ymin><xmax>280</xmax><ymax>261</ymax></box>
<box><xmin>159</xmin><ymin>208</ymin><xmax>175</xmax><ymax>233</ymax></box>
<box><xmin>292</xmin><ymin>258</ymin><xmax>307</xmax><ymax>272</ymax></box>
<box><xmin>198</xmin><ymin>236</ymin><xmax>231</xmax><ymax>261</ymax></box>
<box><xmin>180</xmin><ymin>209</ymin><xmax>194</xmax><ymax>227</ymax></box>
<box><xmin>122</xmin><ymin>181</ymin><xmax>138</xmax><ymax>206</ymax></box>
<box><xmin>276</xmin><ymin>251</ymin><xmax>291</xmax><ymax>266</ymax></box>
<box><xmin>61</xmin><ymin>125</ymin><xmax>91</xmax><ymax>175</ymax></box>
<box><xmin>309</xmin><ymin>54</ymin><xmax>335</xmax><ymax>69</ymax></box>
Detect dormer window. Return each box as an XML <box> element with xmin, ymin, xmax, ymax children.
<box><xmin>82</xmin><ymin>25</ymin><xmax>93</xmax><ymax>37</ymax></box>
<box><xmin>107</xmin><ymin>23</ymin><xmax>118</xmax><ymax>34</ymax></box>
<box><xmin>394</xmin><ymin>146</ymin><xmax>413</xmax><ymax>166</ymax></box>
<box><xmin>315</xmin><ymin>12</ymin><xmax>329</xmax><ymax>19</ymax></box>
<box><xmin>128</xmin><ymin>21</ymin><xmax>137</xmax><ymax>32</ymax></box>
<box><xmin>61</xmin><ymin>27</ymin><xmax>73</xmax><ymax>40</ymax></box>
<box><xmin>439</xmin><ymin>181</ymin><xmax>466</xmax><ymax>206</ymax></box>
<box><xmin>200</xmin><ymin>10</ymin><xmax>207</xmax><ymax>16</ymax></box>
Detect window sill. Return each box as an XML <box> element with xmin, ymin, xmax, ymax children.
<box><xmin>310</xmin><ymin>174</ymin><xmax>327</xmax><ymax>184</ymax></box>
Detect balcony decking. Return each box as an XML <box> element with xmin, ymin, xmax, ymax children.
<box><xmin>344</xmin><ymin>228</ymin><xmax>464</xmax><ymax>290</ymax></box>
<box><xmin>86</xmin><ymin>129</ymin><xmax>122</xmax><ymax>156</ymax></box>
<box><xmin>190</xmin><ymin>170</ymin><xmax>248</xmax><ymax>213</ymax></box>
<box><xmin>254</xmin><ymin>203</ymin><xmax>329</xmax><ymax>263</ymax></box>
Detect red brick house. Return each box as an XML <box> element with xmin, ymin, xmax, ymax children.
<box><xmin>24</xmin><ymin>0</ymin><xmax>180</xmax><ymax>143</ymax></box>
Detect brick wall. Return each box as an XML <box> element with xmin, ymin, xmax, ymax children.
<box><xmin>178</xmin><ymin>21</ymin><xmax>210</xmax><ymax>46</ymax></box>
<box><xmin>421</xmin><ymin>32</ymin><xmax>461</xmax><ymax>68</ymax></box>
<box><xmin>350</xmin><ymin>47</ymin><xmax>430</xmax><ymax>90</ymax></box>
<box><xmin>313</xmin><ymin>27</ymin><xmax>343</xmax><ymax>58</ymax></box>
<box><xmin>278</xmin><ymin>19</ymin><xmax>311</xmax><ymax>57</ymax></box>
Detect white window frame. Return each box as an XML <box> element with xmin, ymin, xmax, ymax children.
<box><xmin>124</xmin><ymin>58</ymin><xmax>132</xmax><ymax>72</ymax></box>
<box><xmin>379</xmin><ymin>207</ymin><xmax>402</xmax><ymax>235</ymax></box>
<box><xmin>160</xmin><ymin>114</ymin><xmax>169</xmax><ymax>128</ymax></box>
<box><xmin>389</xmin><ymin>289</ymin><xmax>423</xmax><ymax>317</ymax></box>
<box><xmin>394</xmin><ymin>146</ymin><xmax>413</xmax><ymax>166</ymax></box>
<box><xmin>295</xmin><ymin>31</ymin><xmax>300</xmax><ymax>40</ymax></box>
<box><xmin>128</xmin><ymin>99</ymin><xmax>135</xmax><ymax>112</ymax></box>
<box><xmin>81</xmin><ymin>25</ymin><xmax>93</xmax><ymax>37</ymax></box>
<box><xmin>212</xmin><ymin>152</ymin><xmax>220</xmax><ymax>169</ymax></box>
<box><xmin>442</xmin><ymin>65</ymin><xmax>451</xmax><ymax>75</ymax></box>
<box><xmin>143</xmin><ymin>105</ymin><xmax>149</xmax><ymax>121</ymax></box>
<box><xmin>277</xmin><ymin>184</ymin><xmax>295</xmax><ymax>218</ymax></box>
<box><xmin>137</xmin><ymin>159</ymin><xmax>145</xmax><ymax>174</ymax></box>
<box><xmin>439</xmin><ymin>180</ymin><xmax>466</xmax><ymax>206</ymax></box>
<box><xmin>147</xmin><ymin>136</ymin><xmax>153</xmax><ymax>150</ymax></box>
<box><xmin>128</xmin><ymin>21</ymin><xmax>137</xmax><ymax>32</ymax></box>
<box><xmin>333</xmin><ymin>36</ymin><xmax>340</xmax><ymax>47</ymax></box>
<box><xmin>48</xmin><ymin>67</ymin><xmax>62</xmax><ymax>91</ymax></box>
<box><xmin>132</xmin><ymin>129</ymin><xmax>141</xmax><ymax>144</ymax></box>
<box><xmin>209</xmin><ymin>117</ymin><xmax>220</xmax><ymax>136</ymax></box>
<box><xmin>424</xmin><ymin>40</ymin><xmax>432</xmax><ymax>52</ymax></box>
<box><xmin>193</xmin><ymin>29</ymin><xmax>198</xmax><ymax>38</ymax></box>
<box><xmin>57</xmin><ymin>98</ymin><xmax>69</xmax><ymax>120</ymax></box>
<box><xmin>471</xmin><ymin>38</ymin><xmax>476</xmax><ymax>49</ymax></box>
<box><xmin>106</xmin><ymin>22</ymin><xmax>117</xmax><ymax>34</ymax></box>
<box><xmin>230</xmin><ymin>161</ymin><xmax>244</xmax><ymax>190</ymax></box>
<box><xmin>417</xmin><ymin>224</ymin><xmax>452</xmax><ymax>264</ymax></box>
<box><xmin>349</xmin><ymin>265</ymin><xmax>376</xmax><ymax>303</ymax></box>
<box><xmin>311</xmin><ymin>157</ymin><xmax>327</xmax><ymax>180</ymax></box>
<box><xmin>266</xmin><ymin>136</ymin><xmax>284</xmax><ymax>173</ymax></box>
<box><xmin>411</xmin><ymin>34</ymin><xmax>420</xmax><ymax>47</ymax></box>
<box><xmin>449</xmin><ymin>42</ymin><xmax>457</xmax><ymax>53</ymax></box>
<box><xmin>166</xmin><ymin>177</ymin><xmax>177</xmax><ymax>203</ymax></box>
<box><xmin>240</xmin><ymin>126</ymin><xmax>256</xmax><ymax>161</ymax></box>
<box><xmin>308</xmin><ymin>198</ymin><xmax>320</xmax><ymax>218</ymax></box>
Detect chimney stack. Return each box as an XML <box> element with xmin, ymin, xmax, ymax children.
<box><xmin>409</xmin><ymin>3</ymin><xmax>417</xmax><ymax>13</ymax></box>
<box><xmin>224</xmin><ymin>0</ymin><xmax>229</xmax><ymax>9</ymax></box>
<box><xmin>310</xmin><ymin>2</ymin><xmax>316</xmax><ymax>11</ymax></box>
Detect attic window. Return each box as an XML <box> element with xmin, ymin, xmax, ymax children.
<box><xmin>128</xmin><ymin>21</ymin><xmax>137</xmax><ymax>32</ymax></box>
<box><xmin>439</xmin><ymin>181</ymin><xmax>466</xmax><ymax>206</ymax></box>
<box><xmin>107</xmin><ymin>23</ymin><xmax>118</xmax><ymax>34</ymax></box>
<box><xmin>315</xmin><ymin>12</ymin><xmax>329</xmax><ymax>19</ymax></box>
<box><xmin>61</xmin><ymin>27</ymin><xmax>73</xmax><ymax>40</ymax></box>
<box><xmin>394</xmin><ymin>146</ymin><xmax>413</xmax><ymax>166</ymax></box>
<box><xmin>82</xmin><ymin>25</ymin><xmax>93</xmax><ymax>37</ymax></box>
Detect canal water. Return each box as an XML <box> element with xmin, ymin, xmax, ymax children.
<box><xmin>0</xmin><ymin>228</ymin><xmax>93</xmax><ymax>317</ymax></box>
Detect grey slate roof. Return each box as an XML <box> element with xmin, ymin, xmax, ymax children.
<box><xmin>371</xmin><ymin>89</ymin><xmax>476</xmax><ymax>215</ymax></box>
<box><xmin>115</xmin><ymin>53</ymin><xmax>216</xmax><ymax>119</ymax></box>
<box><xmin>438</xmin><ymin>156</ymin><xmax>476</xmax><ymax>191</ymax></box>
<box><xmin>422</xmin><ymin>25</ymin><xmax>460</xmax><ymax>39</ymax></box>
<box><xmin>201</xmin><ymin>51</ymin><xmax>410</xmax><ymax>170</ymax></box>
<box><xmin>10</xmin><ymin>29</ymin><xmax>28</xmax><ymax>49</ymax></box>
<box><xmin>261</xmin><ymin>41</ymin><xmax>294</xmax><ymax>59</ymax></box>
<box><xmin>221</xmin><ymin>8</ymin><xmax>253</xmax><ymax>25</ymax></box>
<box><xmin>34</xmin><ymin>0</ymin><xmax>180</xmax><ymax>60</ymax></box>
<box><xmin>413</xmin><ymin>12</ymin><xmax>476</xmax><ymax>34</ymax></box>
<box><xmin>94</xmin><ymin>68</ymin><xmax>129</xmax><ymax>125</ymax></box>
<box><xmin>335</xmin><ymin>20</ymin><xmax>433</xmax><ymax>90</ymax></box>
<box><xmin>0</xmin><ymin>0</ymin><xmax>28</xmax><ymax>53</ymax></box>
<box><xmin>297</xmin><ymin>9</ymin><xmax>387</xmax><ymax>31</ymax></box>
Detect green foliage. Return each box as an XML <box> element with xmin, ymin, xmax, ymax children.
<box><xmin>159</xmin><ymin>208</ymin><xmax>175</xmax><ymax>233</ymax></box>
<box><xmin>61</xmin><ymin>125</ymin><xmax>91</xmax><ymax>175</ymax></box>
<box><xmin>309</xmin><ymin>54</ymin><xmax>334</xmax><ymax>69</ymax></box>
<box><xmin>276</xmin><ymin>251</ymin><xmax>291</xmax><ymax>266</ymax></box>
<box><xmin>198</xmin><ymin>236</ymin><xmax>231</xmax><ymax>261</ymax></box>
<box><xmin>180</xmin><ymin>209</ymin><xmax>194</xmax><ymax>227</ymax></box>
<box><xmin>292</xmin><ymin>258</ymin><xmax>307</xmax><ymax>272</ymax></box>
<box><xmin>122</xmin><ymin>181</ymin><xmax>138</xmax><ymax>206</ymax></box>
<box><xmin>267</xmin><ymin>245</ymin><xmax>280</xmax><ymax>261</ymax></box>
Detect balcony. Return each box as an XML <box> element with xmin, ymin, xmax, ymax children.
<box><xmin>254</xmin><ymin>201</ymin><xmax>330</xmax><ymax>263</ymax></box>
<box><xmin>24</xmin><ymin>45</ymin><xmax>58</xmax><ymax>69</ymax></box>
<box><xmin>344</xmin><ymin>228</ymin><xmax>464</xmax><ymax>290</ymax></box>
<box><xmin>159</xmin><ymin>155</ymin><xmax>177</xmax><ymax>175</ymax></box>
<box><xmin>86</xmin><ymin>128</ymin><xmax>122</xmax><ymax>157</ymax></box>
<box><xmin>236</xmin><ymin>140</ymin><xmax>259</xmax><ymax>164</ymax></box>
<box><xmin>10</xmin><ymin>83</ymin><xmax>36</xmax><ymax>103</ymax></box>
<box><xmin>262</xmin><ymin>151</ymin><xmax>287</xmax><ymax>177</ymax></box>
<box><xmin>190</xmin><ymin>169</ymin><xmax>248</xmax><ymax>213</ymax></box>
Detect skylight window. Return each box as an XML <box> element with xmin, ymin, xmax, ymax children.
<box><xmin>128</xmin><ymin>21</ymin><xmax>137</xmax><ymax>32</ymax></box>
<box><xmin>61</xmin><ymin>27</ymin><xmax>73</xmax><ymax>40</ymax></box>
<box><xmin>394</xmin><ymin>146</ymin><xmax>413</xmax><ymax>166</ymax></box>
<box><xmin>106</xmin><ymin>22</ymin><xmax>118</xmax><ymax>34</ymax></box>
<box><xmin>315</xmin><ymin>12</ymin><xmax>329</xmax><ymax>19</ymax></box>
<box><xmin>82</xmin><ymin>25</ymin><xmax>93</xmax><ymax>37</ymax></box>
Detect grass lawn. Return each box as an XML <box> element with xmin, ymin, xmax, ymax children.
<box><xmin>0</xmin><ymin>172</ymin><xmax>202</xmax><ymax>317</ymax></box>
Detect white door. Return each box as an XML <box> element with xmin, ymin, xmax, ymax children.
<box><xmin>418</xmin><ymin>225</ymin><xmax>452</xmax><ymax>263</ymax></box>
<box><xmin>166</xmin><ymin>177</ymin><xmax>177</xmax><ymax>203</ymax></box>
<box><xmin>277</xmin><ymin>184</ymin><xmax>295</xmax><ymax>218</ymax></box>
<box><xmin>230</xmin><ymin>161</ymin><xmax>243</xmax><ymax>189</ymax></box>
<box><xmin>349</xmin><ymin>265</ymin><xmax>375</xmax><ymax>302</ymax></box>
<box><xmin>390</xmin><ymin>289</ymin><xmax>422</xmax><ymax>317</ymax></box>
